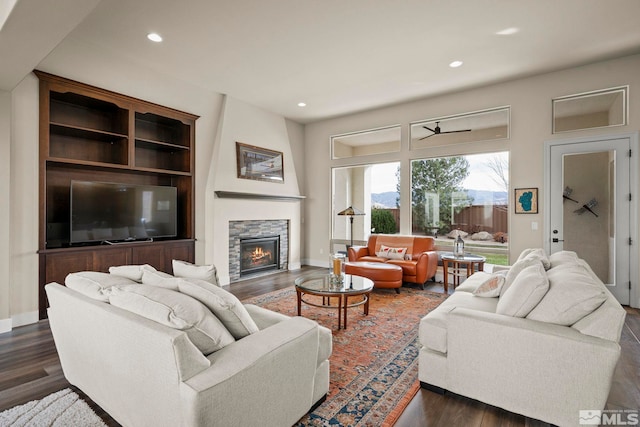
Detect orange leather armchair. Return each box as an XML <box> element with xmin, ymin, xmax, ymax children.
<box><xmin>347</xmin><ymin>234</ymin><xmax>438</xmax><ymax>287</ymax></box>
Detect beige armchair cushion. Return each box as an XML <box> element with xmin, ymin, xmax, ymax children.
<box><xmin>109</xmin><ymin>285</ymin><xmax>235</xmax><ymax>354</ymax></box>
<box><xmin>527</xmin><ymin>265</ymin><xmax>607</xmax><ymax>326</ymax></box>
<box><xmin>501</xmin><ymin>257</ymin><xmax>543</xmax><ymax>296</ymax></box>
<box><xmin>65</xmin><ymin>271</ymin><xmax>137</xmax><ymax>302</ymax></box>
<box><xmin>173</xmin><ymin>259</ymin><xmax>220</xmax><ymax>286</ymax></box>
<box><xmin>141</xmin><ymin>268</ymin><xmax>176</xmax><ymax>288</ymax></box>
<box><xmin>177</xmin><ymin>278</ymin><xmax>259</xmax><ymax>339</ymax></box>
<box><xmin>517</xmin><ymin>248</ymin><xmax>551</xmax><ymax>270</ymax></box>
<box><xmin>496</xmin><ymin>262</ymin><xmax>549</xmax><ymax>317</ymax></box>
<box><xmin>109</xmin><ymin>264</ymin><xmax>156</xmax><ymax>282</ymax></box>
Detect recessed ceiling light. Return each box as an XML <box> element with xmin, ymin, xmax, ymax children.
<box><xmin>297</xmin><ymin>102</ymin><xmax>307</xmax><ymax>107</ymax></box>
<box><xmin>449</xmin><ymin>60</ymin><xmax>463</xmax><ymax>68</ymax></box>
<box><xmin>496</xmin><ymin>27</ymin><xmax>519</xmax><ymax>35</ymax></box>
<box><xmin>147</xmin><ymin>33</ymin><xmax>163</xmax><ymax>42</ymax></box>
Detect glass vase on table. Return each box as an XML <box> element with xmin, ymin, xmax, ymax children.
<box><xmin>330</xmin><ymin>253</ymin><xmax>345</xmax><ymax>286</ymax></box>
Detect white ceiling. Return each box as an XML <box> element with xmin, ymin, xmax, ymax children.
<box><xmin>2</xmin><ymin>0</ymin><xmax>640</xmax><ymax>123</ymax></box>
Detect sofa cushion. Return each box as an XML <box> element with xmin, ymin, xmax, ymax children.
<box><xmin>386</xmin><ymin>259</ymin><xmax>417</xmax><ymax>275</ymax></box>
<box><xmin>517</xmin><ymin>248</ymin><xmax>551</xmax><ymax>270</ymax></box>
<box><xmin>109</xmin><ymin>264</ymin><xmax>156</xmax><ymax>282</ymax></box>
<box><xmin>65</xmin><ymin>271</ymin><xmax>138</xmax><ymax>302</ymax></box>
<box><xmin>526</xmin><ymin>264</ymin><xmax>607</xmax><ymax>326</ymax></box>
<box><xmin>549</xmin><ymin>250</ymin><xmax>580</xmax><ymax>269</ymax></box>
<box><xmin>173</xmin><ymin>260</ymin><xmax>220</xmax><ymax>286</ymax></box>
<box><xmin>176</xmin><ymin>278</ymin><xmax>259</xmax><ymax>339</ymax></box>
<box><xmin>501</xmin><ymin>257</ymin><xmax>543</xmax><ymax>296</ymax></box>
<box><xmin>109</xmin><ymin>285</ymin><xmax>235</xmax><ymax>354</ymax></box>
<box><xmin>496</xmin><ymin>262</ymin><xmax>549</xmax><ymax>317</ymax></box>
<box><xmin>359</xmin><ymin>255</ymin><xmax>391</xmax><ymax>263</ymax></box>
<box><xmin>420</xmin><ymin>292</ymin><xmax>498</xmax><ymax>353</ymax></box>
<box><xmin>141</xmin><ymin>269</ymin><xmax>179</xmax><ymax>288</ymax></box>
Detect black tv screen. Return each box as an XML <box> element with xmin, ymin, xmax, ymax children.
<box><xmin>70</xmin><ymin>181</ymin><xmax>177</xmax><ymax>244</ymax></box>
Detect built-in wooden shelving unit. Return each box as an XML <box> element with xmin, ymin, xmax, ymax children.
<box><xmin>36</xmin><ymin>71</ymin><xmax>199</xmax><ymax>318</ymax></box>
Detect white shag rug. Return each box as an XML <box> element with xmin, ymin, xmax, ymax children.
<box><xmin>0</xmin><ymin>388</ymin><xmax>107</xmax><ymax>427</ymax></box>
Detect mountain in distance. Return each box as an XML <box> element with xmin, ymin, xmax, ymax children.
<box><xmin>467</xmin><ymin>189</ymin><xmax>508</xmax><ymax>205</ymax></box>
<box><xmin>371</xmin><ymin>191</ymin><xmax>399</xmax><ymax>208</ymax></box>
<box><xmin>371</xmin><ymin>189</ymin><xmax>508</xmax><ymax>208</ymax></box>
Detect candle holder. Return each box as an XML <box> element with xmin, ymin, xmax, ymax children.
<box><xmin>330</xmin><ymin>253</ymin><xmax>345</xmax><ymax>284</ymax></box>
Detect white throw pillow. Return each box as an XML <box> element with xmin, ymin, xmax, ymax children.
<box><xmin>501</xmin><ymin>257</ymin><xmax>543</xmax><ymax>297</ymax></box>
<box><xmin>65</xmin><ymin>271</ymin><xmax>137</xmax><ymax>302</ymax></box>
<box><xmin>109</xmin><ymin>285</ymin><xmax>235</xmax><ymax>354</ymax></box>
<box><xmin>472</xmin><ymin>274</ymin><xmax>506</xmax><ymax>298</ymax></box>
<box><xmin>141</xmin><ymin>269</ymin><xmax>177</xmax><ymax>288</ymax></box>
<box><xmin>517</xmin><ymin>248</ymin><xmax>551</xmax><ymax>270</ymax></box>
<box><xmin>108</xmin><ymin>264</ymin><xmax>156</xmax><ymax>282</ymax></box>
<box><xmin>549</xmin><ymin>250</ymin><xmax>580</xmax><ymax>269</ymax></box>
<box><xmin>375</xmin><ymin>245</ymin><xmax>408</xmax><ymax>260</ymax></box>
<box><xmin>177</xmin><ymin>278</ymin><xmax>259</xmax><ymax>339</ymax></box>
<box><xmin>496</xmin><ymin>262</ymin><xmax>549</xmax><ymax>317</ymax></box>
<box><xmin>173</xmin><ymin>260</ymin><xmax>220</xmax><ymax>286</ymax></box>
<box><xmin>526</xmin><ymin>265</ymin><xmax>607</xmax><ymax>325</ymax></box>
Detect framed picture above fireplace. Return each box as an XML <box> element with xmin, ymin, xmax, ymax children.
<box><xmin>236</xmin><ymin>142</ymin><xmax>284</xmax><ymax>183</ymax></box>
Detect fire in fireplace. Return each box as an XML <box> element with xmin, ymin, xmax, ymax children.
<box><xmin>240</xmin><ymin>236</ymin><xmax>280</xmax><ymax>276</ymax></box>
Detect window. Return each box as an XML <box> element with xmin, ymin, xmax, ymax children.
<box><xmin>332</xmin><ymin>162</ymin><xmax>400</xmax><ymax>247</ymax></box>
<box><xmin>552</xmin><ymin>86</ymin><xmax>628</xmax><ymax>133</ymax></box>
<box><xmin>411</xmin><ymin>152</ymin><xmax>509</xmax><ymax>264</ymax></box>
<box><xmin>332</xmin><ymin>125</ymin><xmax>401</xmax><ymax>159</ymax></box>
<box><xmin>410</xmin><ymin>107</ymin><xmax>509</xmax><ymax>150</ymax></box>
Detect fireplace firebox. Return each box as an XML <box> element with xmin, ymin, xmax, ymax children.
<box><xmin>239</xmin><ymin>236</ymin><xmax>280</xmax><ymax>276</ymax></box>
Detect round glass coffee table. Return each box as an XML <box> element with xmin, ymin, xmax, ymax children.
<box><xmin>294</xmin><ymin>274</ymin><xmax>374</xmax><ymax>329</ymax></box>
<box><xmin>441</xmin><ymin>252</ymin><xmax>486</xmax><ymax>293</ymax></box>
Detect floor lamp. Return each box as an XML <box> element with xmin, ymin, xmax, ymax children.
<box><xmin>337</xmin><ymin>206</ymin><xmax>366</xmax><ymax>248</ymax></box>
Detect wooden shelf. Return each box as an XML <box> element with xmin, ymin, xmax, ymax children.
<box><xmin>51</xmin><ymin>122</ymin><xmax>128</xmax><ymax>140</ymax></box>
<box><xmin>36</xmin><ymin>70</ymin><xmax>199</xmax><ymax>319</ymax></box>
<box><xmin>134</xmin><ymin>137</ymin><xmax>190</xmax><ymax>150</ymax></box>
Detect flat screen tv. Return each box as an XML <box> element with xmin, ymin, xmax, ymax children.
<box><xmin>70</xmin><ymin>180</ymin><xmax>178</xmax><ymax>244</ymax></box>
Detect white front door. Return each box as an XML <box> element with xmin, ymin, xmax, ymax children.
<box><xmin>546</xmin><ymin>134</ymin><xmax>638</xmax><ymax>305</ymax></box>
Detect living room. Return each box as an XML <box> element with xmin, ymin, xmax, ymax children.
<box><xmin>1</xmin><ymin>1</ymin><xmax>640</xmax><ymax>425</ymax></box>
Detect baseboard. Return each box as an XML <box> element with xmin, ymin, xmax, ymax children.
<box><xmin>420</xmin><ymin>381</ymin><xmax>446</xmax><ymax>395</ymax></box>
<box><xmin>0</xmin><ymin>317</ymin><xmax>11</xmax><ymax>334</ymax></box>
<box><xmin>304</xmin><ymin>258</ymin><xmax>330</xmax><ymax>268</ymax></box>
<box><xmin>12</xmin><ymin>310</ymin><xmax>39</xmax><ymax>328</ymax></box>
<box><xmin>0</xmin><ymin>310</ymin><xmax>39</xmax><ymax>333</ymax></box>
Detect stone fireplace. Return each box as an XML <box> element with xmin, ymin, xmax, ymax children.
<box><xmin>229</xmin><ymin>219</ymin><xmax>289</xmax><ymax>281</ymax></box>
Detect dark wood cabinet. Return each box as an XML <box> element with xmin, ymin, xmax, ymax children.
<box><xmin>39</xmin><ymin>240</ymin><xmax>196</xmax><ymax>314</ymax></box>
<box><xmin>36</xmin><ymin>71</ymin><xmax>198</xmax><ymax>318</ymax></box>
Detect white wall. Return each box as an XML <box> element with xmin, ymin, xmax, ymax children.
<box><xmin>9</xmin><ymin>75</ymin><xmax>39</xmax><ymax>327</ymax></box>
<box><xmin>0</xmin><ymin>90</ymin><xmax>10</xmax><ymax>332</ymax></box>
<box><xmin>304</xmin><ymin>54</ymin><xmax>640</xmax><ymax>276</ymax></box>
<box><xmin>211</xmin><ymin>96</ymin><xmax>304</xmax><ymax>285</ymax></box>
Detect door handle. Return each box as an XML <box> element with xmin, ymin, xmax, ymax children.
<box><xmin>552</xmin><ymin>238</ymin><xmax>564</xmax><ymax>243</ymax></box>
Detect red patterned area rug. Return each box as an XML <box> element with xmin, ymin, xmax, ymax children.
<box><xmin>243</xmin><ymin>286</ymin><xmax>447</xmax><ymax>426</ymax></box>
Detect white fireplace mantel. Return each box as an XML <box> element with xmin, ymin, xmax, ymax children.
<box><xmin>215</xmin><ymin>190</ymin><xmax>305</xmax><ymax>201</ymax></box>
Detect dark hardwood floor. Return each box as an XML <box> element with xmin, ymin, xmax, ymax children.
<box><xmin>1</xmin><ymin>265</ymin><xmax>638</xmax><ymax>426</ymax></box>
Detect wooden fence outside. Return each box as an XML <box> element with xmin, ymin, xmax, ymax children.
<box><xmin>379</xmin><ymin>205</ymin><xmax>508</xmax><ymax>236</ymax></box>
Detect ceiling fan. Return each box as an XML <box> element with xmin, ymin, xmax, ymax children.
<box><xmin>420</xmin><ymin>121</ymin><xmax>472</xmax><ymax>140</ymax></box>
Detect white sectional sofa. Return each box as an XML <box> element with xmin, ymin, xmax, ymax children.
<box><xmin>46</xmin><ymin>264</ymin><xmax>332</xmax><ymax>427</ymax></box>
<box><xmin>419</xmin><ymin>250</ymin><xmax>626</xmax><ymax>427</ymax></box>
